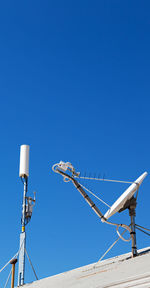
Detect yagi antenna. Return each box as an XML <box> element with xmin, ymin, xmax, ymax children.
<box><xmin>52</xmin><ymin>161</ymin><xmax>148</xmax><ymax>258</ymax></box>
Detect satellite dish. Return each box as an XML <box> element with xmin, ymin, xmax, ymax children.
<box><xmin>101</xmin><ymin>172</ymin><xmax>148</xmax><ymax>222</ymax></box>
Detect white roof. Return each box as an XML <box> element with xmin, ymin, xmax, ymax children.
<box><xmin>23</xmin><ymin>247</ymin><xmax>150</xmax><ymax>288</ymax></box>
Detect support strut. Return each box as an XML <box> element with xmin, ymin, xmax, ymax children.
<box><xmin>129</xmin><ymin>198</ymin><xmax>137</xmax><ymax>257</ymax></box>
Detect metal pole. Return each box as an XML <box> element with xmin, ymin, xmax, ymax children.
<box><xmin>18</xmin><ymin>177</ymin><xmax>28</xmax><ymax>286</ymax></box>
<box><xmin>22</xmin><ymin>177</ymin><xmax>28</xmax><ymax>232</ymax></box>
<box><xmin>56</xmin><ymin>170</ymin><xmax>105</xmax><ymax>221</ymax></box>
<box><xmin>10</xmin><ymin>259</ymin><xmax>17</xmax><ymax>288</ymax></box>
<box><xmin>72</xmin><ymin>178</ymin><xmax>105</xmax><ymax>220</ymax></box>
<box><xmin>129</xmin><ymin>204</ymin><xmax>137</xmax><ymax>257</ymax></box>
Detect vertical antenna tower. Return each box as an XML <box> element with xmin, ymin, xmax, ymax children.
<box><xmin>18</xmin><ymin>145</ymin><xmax>29</xmax><ymax>286</ymax></box>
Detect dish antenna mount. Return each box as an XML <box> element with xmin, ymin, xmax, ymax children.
<box><xmin>52</xmin><ymin>161</ymin><xmax>148</xmax><ymax>257</ymax></box>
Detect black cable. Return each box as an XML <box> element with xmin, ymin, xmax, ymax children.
<box><xmin>136</xmin><ymin>226</ymin><xmax>150</xmax><ymax>237</ymax></box>
<box><xmin>135</xmin><ymin>223</ymin><xmax>150</xmax><ymax>232</ymax></box>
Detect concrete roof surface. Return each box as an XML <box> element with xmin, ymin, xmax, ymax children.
<box><xmin>22</xmin><ymin>247</ymin><xmax>150</xmax><ymax>288</ymax></box>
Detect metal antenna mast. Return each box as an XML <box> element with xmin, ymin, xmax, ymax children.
<box><xmin>130</xmin><ymin>201</ymin><xmax>137</xmax><ymax>257</ymax></box>
<box><xmin>18</xmin><ymin>145</ymin><xmax>36</xmax><ymax>286</ymax></box>
<box><xmin>118</xmin><ymin>196</ymin><xmax>138</xmax><ymax>256</ymax></box>
<box><xmin>18</xmin><ymin>145</ymin><xmax>29</xmax><ymax>286</ymax></box>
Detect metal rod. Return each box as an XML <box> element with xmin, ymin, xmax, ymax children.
<box><xmin>10</xmin><ymin>259</ymin><xmax>17</xmax><ymax>288</ymax></box>
<box><xmin>4</xmin><ymin>269</ymin><xmax>12</xmax><ymax>288</ymax></box>
<box><xmin>135</xmin><ymin>226</ymin><xmax>150</xmax><ymax>237</ymax></box>
<box><xmin>75</xmin><ymin>176</ymin><xmax>133</xmax><ymax>184</ymax></box>
<box><xmin>25</xmin><ymin>248</ymin><xmax>38</xmax><ymax>280</ymax></box>
<box><xmin>135</xmin><ymin>223</ymin><xmax>150</xmax><ymax>232</ymax></box>
<box><xmin>72</xmin><ymin>178</ymin><xmax>105</xmax><ymax>220</ymax></box>
<box><xmin>22</xmin><ymin>177</ymin><xmax>28</xmax><ymax>232</ymax></box>
<box><xmin>129</xmin><ymin>206</ymin><xmax>137</xmax><ymax>257</ymax></box>
<box><xmin>96</xmin><ymin>228</ymin><xmax>128</xmax><ymax>264</ymax></box>
<box><xmin>56</xmin><ymin>169</ymin><xmax>105</xmax><ymax>220</ymax></box>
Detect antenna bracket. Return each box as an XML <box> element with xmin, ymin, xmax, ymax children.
<box><xmin>25</xmin><ymin>192</ymin><xmax>36</xmax><ymax>224</ymax></box>
<box><xmin>118</xmin><ymin>197</ymin><xmax>137</xmax><ymax>213</ymax></box>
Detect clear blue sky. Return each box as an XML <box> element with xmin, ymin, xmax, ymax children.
<box><xmin>0</xmin><ymin>0</ymin><xmax>150</xmax><ymax>286</ymax></box>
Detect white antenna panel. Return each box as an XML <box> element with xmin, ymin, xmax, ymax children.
<box><xmin>19</xmin><ymin>145</ymin><xmax>30</xmax><ymax>177</ymax></box>
<box><xmin>102</xmin><ymin>172</ymin><xmax>148</xmax><ymax>222</ymax></box>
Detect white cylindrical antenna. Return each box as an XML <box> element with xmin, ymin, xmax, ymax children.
<box><xmin>19</xmin><ymin>145</ymin><xmax>30</xmax><ymax>178</ymax></box>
